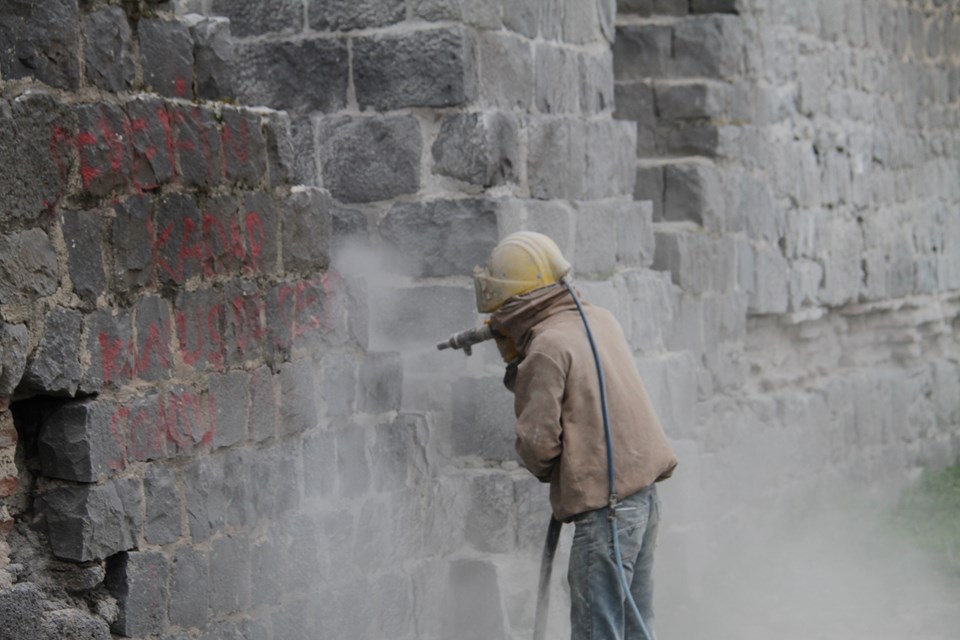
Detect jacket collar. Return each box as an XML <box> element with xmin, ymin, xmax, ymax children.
<box><xmin>489</xmin><ymin>283</ymin><xmax>579</xmax><ymax>355</ymax></box>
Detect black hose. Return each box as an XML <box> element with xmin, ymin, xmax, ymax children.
<box><xmin>532</xmin><ymin>516</ymin><xmax>563</xmax><ymax>640</ymax></box>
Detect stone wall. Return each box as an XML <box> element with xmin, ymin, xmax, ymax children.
<box><xmin>0</xmin><ymin>0</ymin><xmax>957</xmax><ymax>638</ymax></box>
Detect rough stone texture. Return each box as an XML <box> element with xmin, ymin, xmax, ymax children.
<box><xmin>139</xmin><ymin>18</ymin><xmax>195</xmax><ymax>98</ymax></box>
<box><xmin>62</xmin><ymin>210</ymin><xmax>106</xmax><ymax>304</ymax></box>
<box><xmin>451</xmin><ymin>377</ymin><xmax>517</xmax><ymax>460</ymax></box>
<box><xmin>308</xmin><ymin>0</ymin><xmax>405</xmax><ymax>31</ymax></box>
<box><xmin>106</xmin><ymin>551</ymin><xmax>169</xmax><ymax>637</ymax></box>
<box><xmin>144</xmin><ymin>465</ymin><xmax>182</xmax><ymax>545</ymax></box>
<box><xmin>0</xmin><ymin>583</ymin><xmax>45</xmax><ymax>639</ymax></box>
<box><xmin>184</xmin><ymin>15</ymin><xmax>233</xmax><ymax>100</ymax></box>
<box><xmin>0</xmin><ymin>228</ymin><xmax>59</xmax><ymax>305</ymax></box>
<box><xmin>315</xmin><ymin>116</ymin><xmax>421</xmax><ymax>204</ymax></box>
<box><xmin>0</xmin><ymin>0</ymin><xmax>80</xmax><ymax>89</ymax></box>
<box><xmin>169</xmin><ymin>547</ymin><xmax>209</xmax><ymax>628</ymax></box>
<box><xmin>432</xmin><ymin>112</ymin><xmax>520</xmax><ymax>187</ymax></box>
<box><xmin>211</xmin><ymin>0</ymin><xmax>301</xmax><ymax>37</ymax></box>
<box><xmin>41</xmin><ymin>609</ymin><xmax>111</xmax><ymax>640</ymax></box>
<box><xmin>83</xmin><ymin>5</ymin><xmax>135</xmax><ymax>92</ymax></box>
<box><xmin>38</xmin><ymin>398</ymin><xmax>120</xmax><ymax>483</ymax></box>
<box><xmin>282</xmin><ymin>188</ymin><xmax>332</xmax><ymax>273</ymax></box>
<box><xmin>22</xmin><ymin>307</ymin><xmax>84</xmax><ymax>396</ymax></box>
<box><xmin>353</xmin><ymin>27</ymin><xmax>474</xmax><ymax>111</ymax></box>
<box><xmin>43</xmin><ymin>479</ymin><xmax>143</xmax><ymax>562</ymax></box>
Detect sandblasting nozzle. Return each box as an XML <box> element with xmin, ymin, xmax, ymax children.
<box><xmin>436</xmin><ymin>325</ymin><xmax>495</xmax><ymax>356</ymax></box>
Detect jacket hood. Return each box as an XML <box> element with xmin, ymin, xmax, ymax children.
<box><xmin>489</xmin><ymin>283</ymin><xmax>579</xmax><ymax>355</ymax></box>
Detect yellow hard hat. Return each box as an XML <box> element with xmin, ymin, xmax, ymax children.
<box><xmin>473</xmin><ymin>231</ymin><xmax>572</xmax><ymax>313</ymax></box>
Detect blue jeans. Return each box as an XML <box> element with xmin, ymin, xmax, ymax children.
<box><xmin>568</xmin><ymin>485</ymin><xmax>660</xmax><ymax>640</ymax></box>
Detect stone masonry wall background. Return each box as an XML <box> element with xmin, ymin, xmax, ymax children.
<box><xmin>0</xmin><ymin>0</ymin><xmax>957</xmax><ymax>639</ymax></box>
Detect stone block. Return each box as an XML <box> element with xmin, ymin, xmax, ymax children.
<box><xmin>154</xmin><ymin>193</ymin><xmax>202</xmax><ymax>286</ymax></box>
<box><xmin>0</xmin><ymin>0</ymin><xmax>80</xmax><ymax>89</ymax></box>
<box><xmin>335</xmin><ymin>426</ymin><xmax>370</xmax><ymax>498</ymax></box>
<box><xmin>170</xmin><ymin>105</ymin><xmax>222</xmax><ymax>190</ymax></box>
<box><xmin>73</xmin><ymin>103</ymin><xmax>132</xmax><ymax>197</ymax></box>
<box><xmin>0</xmin><ymin>323</ymin><xmax>29</xmax><ymax>395</ymax></box>
<box><xmin>451</xmin><ymin>376</ymin><xmax>517</xmax><ymax>461</ymax></box>
<box><xmin>244</xmin><ymin>191</ymin><xmax>281</xmax><ymax>276</ymax></box>
<box><xmin>440</xmin><ymin>559</ymin><xmax>509</xmax><ymax>640</ymax></box>
<box><xmin>143</xmin><ymin>464</ymin><xmax>181</xmax><ymax>545</ymax></box>
<box><xmin>262</xmin><ymin>111</ymin><xmax>297</xmax><ymax>188</ymax></box>
<box><xmin>580</xmin><ymin>50</ymin><xmax>615</xmax><ymax>113</ymax></box>
<box><xmin>0</xmin><ymin>228</ymin><xmax>59</xmax><ymax>305</ymax></box>
<box><xmin>618</xmin><ymin>0</ymin><xmax>688</xmax><ymax>16</ymax></box>
<box><xmin>584</xmin><ymin>120</ymin><xmax>636</xmax><ymax>199</ymax></box>
<box><xmin>613</xmin><ymin>25</ymin><xmax>671</xmax><ymax>81</ymax></box>
<box><xmin>168</xmin><ymin>547</ymin><xmax>209</xmax><ymax>628</ymax></box>
<box><xmin>174</xmin><ymin>287</ymin><xmax>225</xmax><ymax>372</ymax></box>
<box><xmin>211</xmin><ymin>0</ymin><xmax>301</xmax><ymax>37</ymax></box>
<box><xmin>527</xmin><ymin>117</ymin><xmax>586</xmax><ymax>200</ymax></box>
<box><xmin>124</xmin><ymin>98</ymin><xmax>176</xmax><ymax>192</ymax></box>
<box><xmin>657</xmin><ymin>124</ymin><xmax>723</xmax><ymax>157</ymax></box>
<box><xmin>282</xmin><ymin>187</ymin><xmax>332</xmax><ymax>272</ymax></box>
<box><xmin>501</xmin><ymin>0</ymin><xmax>539</xmax><ymax>37</ymax></box>
<box><xmin>320</xmin><ymin>352</ymin><xmax>357</xmax><ymax>418</ymax></box>
<box><xmin>23</xmin><ymin>307</ymin><xmax>84</xmax><ymax>396</ymax></box>
<box><xmin>0</xmin><ymin>95</ymin><xmax>75</xmax><ymax>220</ymax></box>
<box><xmin>41</xmin><ymin>609</ymin><xmax>111</xmax><ymax>640</ymax></box>
<box><xmin>44</xmin><ymin>479</ymin><xmax>143</xmax><ymax>562</ymax></box>
<box><xmin>139</xmin><ymin>18</ymin><xmax>194</xmax><ymax>98</ymax></box>
<box><xmin>672</xmin><ymin>15</ymin><xmax>744</xmax><ymax>79</ymax></box>
<box><xmin>653</xmin><ymin>227</ymin><xmax>736</xmax><ymax>294</ymax></box>
<box><xmin>379</xmin><ymin>199</ymin><xmax>499</xmax><ymax>278</ymax></box>
<box><xmin>617</xmin><ymin>270</ymin><xmax>674</xmax><ymax>351</ymax></box>
<box><xmin>38</xmin><ymin>398</ymin><xmax>121</xmax><ymax>483</ymax></box>
<box><xmin>477</xmin><ymin>32</ymin><xmax>534</xmax><ymax>110</ymax></box>
<box><xmin>232</xmin><ymin>38</ymin><xmax>349</xmax><ymax>113</ymax></box>
<box><xmin>107</xmin><ymin>551</ymin><xmax>169</xmax><ymax>637</ymax></box>
<box><xmin>574</xmin><ymin>202</ymin><xmax>619</xmax><ymax>277</ymax></box>
<box><xmin>303</xmin><ymin>429</ymin><xmax>336</xmax><ymax>497</ymax></box>
<box><xmin>309</xmin><ymin>0</ymin><xmax>405</xmax><ymax>30</ymax></box>
<box><xmin>280</xmin><ymin>359</ymin><xmax>319</xmax><ymax>437</ymax></box>
<box><xmin>411</xmin><ymin>0</ymin><xmax>501</xmax><ymax>28</ymax></box>
<box><xmin>81</xmin><ymin>308</ymin><xmax>134</xmax><ymax>393</ymax></box>
<box><xmin>656</xmin><ymin>81</ymin><xmax>727</xmax><ymax>121</ymax></box>
<box><xmin>563</xmin><ymin>0</ymin><xmax>603</xmax><ymax>44</ymax></box>
<box><xmin>210</xmin><ymin>535</ymin><xmax>251</xmax><ymax>615</ymax></box>
<box><xmin>635</xmin><ymin>351</ymin><xmax>698</xmax><ymax>439</ymax></box>
<box><xmin>748</xmin><ymin>243</ymin><xmax>790</xmax><ymax>315</ymax></box>
<box><xmin>209</xmin><ymin>370</ymin><xmax>250</xmax><ymax>449</ymax></box>
<box><xmin>368</xmin><ymin>283</ymin><xmax>476</xmax><ymax>351</ymax></box>
<box><xmin>61</xmin><ymin>210</ymin><xmax>105</xmax><ymax>309</ymax></box>
<box><xmin>185</xmin><ymin>15</ymin><xmax>233</xmax><ymax>101</ymax></box>
<box><xmin>316</xmin><ymin>115</ymin><xmax>420</xmax><ymax>204</ymax></box>
<box><xmin>123</xmin><ymin>392</ymin><xmax>165</xmax><ymax>463</ymax></box>
<box><xmin>371</xmin><ymin>420</ymin><xmax>413</xmax><ymax>492</ymax></box>
<box><xmin>617</xmin><ymin>200</ymin><xmax>657</xmax><ymax>268</ymax></box>
<box><xmin>521</xmin><ymin>199</ymin><xmax>577</xmax><ymax>256</ymax></box>
<box><xmin>635</xmin><ymin>165</ymin><xmax>664</xmax><ymax>220</ymax></box>
<box><xmin>223</xmin><ymin>449</ymin><xmax>257</xmax><ymax>528</ymax></box>
<box><xmin>464</xmin><ymin>472</ymin><xmax>516</xmax><ymax>554</ymax></box>
<box><xmin>690</xmin><ymin>0</ymin><xmax>738</xmax><ymax>13</ymax></box>
<box><xmin>663</xmin><ymin>162</ymin><xmax>721</xmax><ymax>227</ymax></box>
<box><xmin>354</xmin><ymin>27</ymin><xmax>474</xmax><ymax>111</ymax></box>
<box><xmin>535</xmin><ymin>44</ymin><xmax>580</xmax><ymax>114</ymax></box>
<box><xmin>0</xmin><ymin>584</ymin><xmax>45</xmax><ymax>640</ymax></box>
<box><xmin>432</xmin><ymin>112</ymin><xmax>520</xmax><ymax>187</ymax></box>
<box><xmin>135</xmin><ymin>294</ymin><xmax>174</xmax><ymax>380</ymax></box>
<box><xmin>83</xmin><ymin>5</ymin><xmax>135</xmax><ymax>92</ymax></box>
<box><xmin>358</xmin><ymin>352</ymin><xmax>403</xmax><ymax>414</ymax></box>
<box><xmin>249</xmin><ymin>365</ymin><xmax>277</xmax><ymax>441</ymax></box>
<box><xmin>194</xmin><ymin>194</ymin><xmax>242</xmax><ymax>279</ymax></box>
<box><xmin>185</xmin><ymin>456</ymin><xmax>226</xmax><ymax>541</ymax></box>
<box><xmin>220</xmin><ymin>107</ymin><xmax>267</xmax><ymax>188</ymax></box>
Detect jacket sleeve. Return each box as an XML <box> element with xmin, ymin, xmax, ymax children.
<box><xmin>513</xmin><ymin>350</ymin><xmax>566</xmax><ymax>481</ymax></box>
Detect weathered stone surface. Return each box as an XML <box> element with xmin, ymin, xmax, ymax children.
<box><xmin>174</xmin><ymin>287</ymin><xmax>224</xmax><ymax>372</ymax></box>
<box><xmin>38</xmin><ymin>398</ymin><xmax>121</xmax><ymax>483</ymax></box>
<box><xmin>139</xmin><ymin>18</ymin><xmax>194</xmax><ymax>98</ymax></box>
<box><xmin>211</xmin><ymin>0</ymin><xmax>301</xmax><ymax>37</ymax></box>
<box><xmin>690</xmin><ymin>0</ymin><xmax>738</xmax><ymax>13</ymax></box>
<box><xmin>106</xmin><ymin>551</ymin><xmax>169</xmax><ymax>637</ymax></box>
<box><xmin>432</xmin><ymin>112</ymin><xmax>519</xmax><ymax>187</ymax></box>
<box><xmin>248</xmin><ymin>365</ymin><xmax>277</xmax><ymax>441</ymax></box>
<box><xmin>368</xmin><ymin>284</ymin><xmax>475</xmax><ymax>352</ymax></box>
<box><xmin>653</xmin><ymin>227</ymin><xmax>737</xmax><ymax>295</ymax></box>
<box><xmin>672</xmin><ymin>15</ymin><xmax>744</xmax><ymax>79</ymax></box>
<box><xmin>81</xmin><ymin>308</ymin><xmax>134</xmax><ymax>393</ymax></box>
<box><xmin>411</xmin><ymin>0</ymin><xmax>501</xmax><ymax>28</ymax></box>
<box><xmin>353</xmin><ymin>27</ymin><xmax>474</xmax><ymax>111</ymax></box>
<box><xmin>280</xmin><ymin>359</ymin><xmax>318</xmax><ymax>437</ymax></box>
<box><xmin>244</xmin><ymin>191</ymin><xmax>281</xmax><ymax>276</ymax></box>
<box><xmin>209</xmin><ymin>369</ymin><xmax>250</xmax><ymax>449</ymax></box>
<box><xmin>0</xmin><ymin>323</ymin><xmax>29</xmax><ymax>394</ymax></box>
<box><xmin>663</xmin><ymin>162</ymin><xmax>721</xmax><ymax>227</ymax></box>
<box><xmin>282</xmin><ymin>187</ymin><xmax>332</xmax><ymax>272</ymax></box>
<box><xmin>535</xmin><ymin>44</ymin><xmax>580</xmax><ymax>114</ymax></box>
<box><xmin>170</xmin><ymin>105</ymin><xmax>222</xmax><ymax>189</ymax></box>
<box><xmin>154</xmin><ymin>193</ymin><xmax>202</xmax><ymax>286</ymax></box>
<box><xmin>83</xmin><ymin>5</ymin><xmax>135</xmax><ymax>92</ymax></box>
<box><xmin>41</xmin><ymin>609</ymin><xmax>111</xmax><ymax>640</ymax></box>
<box><xmin>465</xmin><ymin>473</ymin><xmax>516</xmax><ymax>553</ymax></box>
<box><xmin>0</xmin><ymin>0</ymin><xmax>80</xmax><ymax>89</ymax></box>
<box><xmin>232</xmin><ymin>39</ymin><xmax>349</xmax><ymax>113</ymax></box>
<box><xmin>168</xmin><ymin>547</ymin><xmax>209</xmax><ymax>628</ymax></box>
<box><xmin>209</xmin><ymin>535</ymin><xmax>251</xmax><ymax>615</ymax></box>
<box><xmin>618</xmin><ymin>0</ymin><xmax>689</xmax><ymax>16</ymax></box>
<box><xmin>477</xmin><ymin>32</ymin><xmax>534</xmax><ymax>110</ymax></box>
<box><xmin>358</xmin><ymin>352</ymin><xmax>403</xmax><ymax>413</ymax></box>
<box><xmin>451</xmin><ymin>376</ymin><xmax>517</xmax><ymax>461</ymax></box>
<box><xmin>221</xmin><ymin>107</ymin><xmax>267</xmax><ymax>188</ymax></box>
<box><xmin>184</xmin><ymin>15</ymin><xmax>233</xmax><ymax>100</ymax></box>
<box><xmin>0</xmin><ymin>583</ymin><xmax>45</xmax><ymax>640</ymax></box>
<box><xmin>580</xmin><ymin>50</ymin><xmax>615</xmax><ymax>113</ymax></box>
<box><xmin>262</xmin><ymin>110</ymin><xmax>297</xmax><ymax>187</ymax></box>
<box><xmin>62</xmin><ymin>210</ymin><xmax>106</xmax><ymax>303</ymax></box>
<box><xmin>74</xmin><ymin>103</ymin><xmax>132</xmax><ymax>197</ymax></box>
<box><xmin>185</xmin><ymin>456</ymin><xmax>226</xmax><ymax>541</ymax></box>
<box><xmin>527</xmin><ymin>118</ymin><xmax>586</xmax><ymax>200</ymax></box>
<box><xmin>308</xmin><ymin>0</ymin><xmax>405</xmax><ymax>30</ymax></box>
<box><xmin>583</xmin><ymin>120</ymin><xmax>636</xmax><ymax>199</ymax></box>
<box><xmin>380</xmin><ymin>199</ymin><xmax>499</xmax><ymax>278</ymax></box>
<box><xmin>335</xmin><ymin>426</ymin><xmax>370</xmax><ymax>499</ymax></box>
<box><xmin>23</xmin><ymin>307</ymin><xmax>84</xmax><ymax>396</ymax></box>
<box><xmin>440</xmin><ymin>559</ymin><xmax>508</xmax><ymax>640</ymax></box>
<box><xmin>124</xmin><ymin>98</ymin><xmax>175</xmax><ymax>192</ymax></box>
<box><xmin>0</xmin><ymin>229</ymin><xmax>59</xmax><ymax>305</ymax></box>
<box><xmin>44</xmin><ymin>479</ymin><xmax>143</xmax><ymax>562</ymax></box>
<box><xmin>613</xmin><ymin>25</ymin><xmax>672</xmax><ymax>81</ymax></box>
<box><xmin>144</xmin><ymin>464</ymin><xmax>182</xmax><ymax>545</ymax></box>
<box><xmin>135</xmin><ymin>294</ymin><xmax>174</xmax><ymax>380</ymax></box>
<box><xmin>315</xmin><ymin>116</ymin><xmax>420</xmax><ymax>204</ymax></box>
<box><xmin>635</xmin><ymin>165</ymin><xmax>664</xmax><ymax>220</ymax></box>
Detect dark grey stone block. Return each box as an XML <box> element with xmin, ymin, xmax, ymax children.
<box><xmin>0</xmin><ymin>323</ymin><xmax>29</xmax><ymax>395</ymax></box>
<box><xmin>250</xmin><ymin>534</ymin><xmax>284</xmax><ymax>607</ymax></box>
<box><xmin>320</xmin><ymin>352</ymin><xmax>357</xmax><ymax>418</ymax></box>
<box><xmin>169</xmin><ymin>105</ymin><xmax>222</xmax><ymax>190</ymax></box>
<box><xmin>124</xmin><ymin>98</ymin><xmax>175</xmax><ymax>191</ymax></box>
<box><xmin>223</xmin><ymin>450</ymin><xmax>256</xmax><ymax>527</ymax></box>
<box><xmin>308</xmin><ymin>0</ymin><xmax>404</xmax><ymax>30</ymax></box>
<box><xmin>232</xmin><ymin>39</ymin><xmax>349</xmax><ymax>113</ymax></box>
<box><xmin>221</xmin><ymin>107</ymin><xmax>267</xmax><ymax>188</ymax></box>
<box><xmin>353</xmin><ymin>27</ymin><xmax>474</xmax><ymax>110</ymax></box>
<box><xmin>0</xmin><ymin>0</ymin><xmax>80</xmax><ymax>89</ymax></box>
<box><xmin>262</xmin><ymin>111</ymin><xmax>297</xmax><ymax>187</ymax></box>
<box><xmin>248</xmin><ymin>366</ymin><xmax>277</xmax><ymax>441</ymax></box>
<box><xmin>441</xmin><ymin>559</ymin><xmax>508</xmax><ymax>640</ymax></box>
<box><xmin>281</xmin><ymin>187</ymin><xmax>332</xmax><ymax>272</ymax></box>
<box><xmin>0</xmin><ymin>583</ymin><xmax>45</xmax><ymax>640</ymax></box>
<box><xmin>23</xmin><ymin>307</ymin><xmax>84</xmax><ymax>396</ymax></box>
<box><xmin>209</xmin><ymin>536</ymin><xmax>251</xmax><ymax>615</ymax></box>
<box><xmin>41</xmin><ymin>609</ymin><xmax>111</xmax><ymax>640</ymax></box>
<box><xmin>477</xmin><ymin>32</ymin><xmax>534</xmax><ymax>110</ymax></box>
<box><xmin>139</xmin><ymin>18</ymin><xmax>194</xmax><ymax>98</ymax></box>
<box><xmin>212</xmin><ymin>0</ymin><xmax>301</xmax><ymax>37</ymax></box>
<box><xmin>185</xmin><ymin>456</ymin><xmax>226</xmax><ymax>541</ymax></box>
<box><xmin>635</xmin><ymin>165</ymin><xmax>665</xmax><ymax>221</ymax></box>
<box><xmin>0</xmin><ymin>228</ymin><xmax>59</xmax><ymax>306</ymax></box>
<box><xmin>614</xmin><ymin>80</ymin><xmax>655</xmax><ymax>122</ymax></box>
<box><xmin>502</xmin><ymin>0</ymin><xmax>539</xmax><ymax>37</ymax></box>
<box><xmin>222</xmin><ymin>279</ymin><xmax>265</xmax><ymax>367</ymax></box>
<box><xmin>185</xmin><ymin>15</ymin><xmax>233</xmax><ymax>100</ymax></box>
<box><xmin>535</xmin><ymin>44</ymin><xmax>580</xmax><ymax>113</ymax></box>
<box><xmin>154</xmin><ymin>193</ymin><xmax>202</xmax><ymax>286</ymax></box>
<box><xmin>451</xmin><ymin>376</ymin><xmax>517</xmax><ymax>461</ymax></box>
<box><xmin>432</xmin><ymin>112</ymin><xmax>519</xmax><ymax>187</ymax></box>
<box><xmin>81</xmin><ymin>308</ymin><xmax>134</xmax><ymax>393</ymax></box>
<box><xmin>135</xmin><ymin>294</ymin><xmax>173</xmax><ymax>381</ymax></box>
<box><xmin>168</xmin><ymin>547</ymin><xmax>209</xmax><ymax>628</ymax></box>
<box><xmin>664</xmin><ymin>162</ymin><xmax>715</xmax><ymax>225</ymax></box>
<box><xmin>44</xmin><ymin>479</ymin><xmax>143</xmax><ymax>562</ymax></box>
<box><xmin>691</xmin><ymin>0</ymin><xmax>738</xmax><ymax>13</ymax></box>
<box><xmin>613</xmin><ymin>24</ymin><xmax>672</xmax><ymax>81</ymax></box>
<box><xmin>83</xmin><ymin>5</ymin><xmax>135</xmax><ymax>92</ymax></box>
<box><xmin>174</xmin><ymin>287</ymin><xmax>225</xmax><ymax>372</ymax></box>
<box><xmin>280</xmin><ymin>359</ymin><xmax>318</xmax><ymax>437</ymax></box>
<box><xmin>144</xmin><ymin>464</ymin><xmax>181</xmax><ymax>545</ymax></box>
<box><xmin>336</xmin><ymin>426</ymin><xmax>369</xmax><ymax>499</ymax></box>
<box><xmin>358</xmin><ymin>352</ymin><xmax>402</xmax><ymax>414</ymax></box>
<box><xmin>124</xmin><ymin>392</ymin><xmax>164</xmax><ymax>462</ymax></box>
<box><xmin>672</xmin><ymin>14</ymin><xmax>743</xmax><ymax>78</ymax></box>
<box><xmin>316</xmin><ymin>115</ymin><xmax>421</xmax><ymax>204</ymax></box>
<box><xmin>73</xmin><ymin>103</ymin><xmax>132</xmax><ymax>197</ymax></box>
<box><xmin>106</xmin><ymin>551</ymin><xmax>169</xmax><ymax>637</ymax></box>
<box><xmin>379</xmin><ymin>198</ymin><xmax>499</xmax><ymax>277</ymax></box>
<box><xmin>250</xmin><ymin>445</ymin><xmax>299</xmax><ymax>517</ymax></box>
<box><xmin>38</xmin><ymin>398</ymin><xmax>121</xmax><ymax>482</ymax></box>
<box><xmin>303</xmin><ymin>429</ymin><xmax>336</xmax><ymax>497</ymax></box>
<box><xmin>61</xmin><ymin>210</ymin><xmax>106</xmax><ymax>304</ymax></box>
<box><xmin>209</xmin><ymin>370</ymin><xmax>249</xmax><ymax>449</ymax></box>
<box><xmin>196</xmin><ymin>194</ymin><xmax>243</xmax><ymax>279</ymax></box>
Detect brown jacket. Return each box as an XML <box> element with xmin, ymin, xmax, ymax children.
<box><xmin>492</xmin><ymin>284</ymin><xmax>677</xmax><ymax>522</ymax></box>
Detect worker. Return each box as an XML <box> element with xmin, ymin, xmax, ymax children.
<box><xmin>473</xmin><ymin>231</ymin><xmax>678</xmax><ymax>640</ymax></box>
